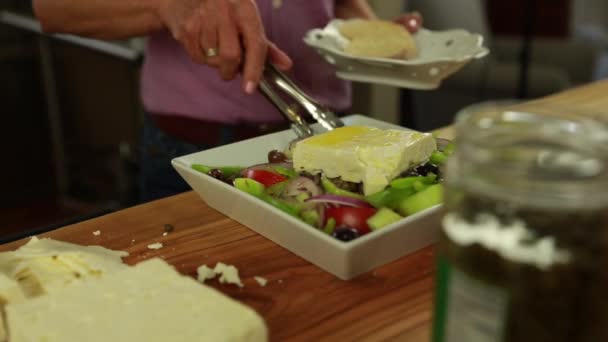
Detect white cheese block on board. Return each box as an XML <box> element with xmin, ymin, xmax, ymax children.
<box><xmin>293</xmin><ymin>126</ymin><xmax>437</xmax><ymax>195</ymax></box>
<box><xmin>0</xmin><ymin>315</ymin><xmax>4</xmax><ymax>342</ymax></box>
<box><xmin>0</xmin><ymin>273</ymin><xmax>25</xmax><ymax>305</ymax></box>
<box><xmin>6</xmin><ymin>258</ymin><xmax>268</xmax><ymax>342</ymax></box>
<box><xmin>0</xmin><ymin>273</ymin><xmax>26</xmax><ymax>342</ymax></box>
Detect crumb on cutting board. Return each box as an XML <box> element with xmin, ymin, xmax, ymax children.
<box><xmin>214</xmin><ymin>263</ymin><xmax>244</xmax><ymax>288</ymax></box>
<box><xmin>196</xmin><ymin>265</ymin><xmax>216</xmax><ymax>283</ymax></box>
<box><xmin>196</xmin><ymin>262</ymin><xmax>244</xmax><ymax>288</ymax></box>
<box><xmin>147</xmin><ymin>242</ymin><xmax>163</xmax><ymax>250</ymax></box>
<box><xmin>254</xmin><ymin>276</ymin><xmax>268</xmax><ymax>287</ymax></box>
<box><xmin>92</xmin><ymin>230</ymin><xmax>101</xmax><ymax>236</ymax></box>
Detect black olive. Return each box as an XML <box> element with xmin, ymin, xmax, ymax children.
<box><xmin>332</xmin><ymin>227</ymin><xmax>360</xmax><ymax>242</ymax></box>
<box><xmin>415</xmin><ymin>163</ymin><xmax>440</xmax><ymax>176</ymax></box>
<box><xmin>208</xmin><ymin>168</ymin><xmax>225</xmax><ymax>181</ymax></box>
<box><xmin>400</xmin><ymin>169</ymin><xmax>420</xmax><ymax>178</ymax></box>
<box><xmin>268</xmin><ymin>150</ymin><xmax>288</xmax><ymax>163</ymax></box>
<box><xmin>164</xmin><ymin>224</ymin><xmax>175</xmax><ymax>233</ymax></box>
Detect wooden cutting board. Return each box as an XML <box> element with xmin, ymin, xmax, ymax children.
<box><xmin>1</xmin><ymin>79</ymin><xmax>607</xmax><ymax>342</ymax></box>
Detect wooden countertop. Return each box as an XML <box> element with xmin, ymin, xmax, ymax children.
<box><xmin>2</xmin><ymin>80</ymin><xmax>607</xmax><ymax>341</ymax></box>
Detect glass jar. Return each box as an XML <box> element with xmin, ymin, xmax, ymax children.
<box><xmin>432</xmin><ymin>103</ymin><xmax>608</xmax><ymax>342</ymax></box>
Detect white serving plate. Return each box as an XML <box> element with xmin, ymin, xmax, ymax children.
<box><xmin>172</xmin><ymin>115</ymin><xmax>443</xmax><ymax>280</ymax></box>
<box><xmin>304</xmin><ymin>19</ymin><xmax>489</xmax><ymax>90</ymax></box>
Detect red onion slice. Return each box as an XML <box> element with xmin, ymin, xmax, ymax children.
<box><xmin>306</xmin><ymin>194</ymin><xmax>372</xmax><ymax>208</ymax></box>
<box><xmin>435</xmin><ymin>138</ymin><xmax>452</xmax><ymax>152</ymax></box>
<box><xmin>240</xmin><ymin>162</ymin><xmax>293</xmax><ymax>176</ymax></box>
<box><xmin>284</xmin><ymin>176</ymin><xmax>322</xmax><ymax>198</ymax></box>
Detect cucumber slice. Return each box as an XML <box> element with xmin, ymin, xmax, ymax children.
<box><xmin>367</xmin><ymin>208</ymin><xmax>403</xmax><ymax>231</ymax></box>
<box><xmin>234</xmin><ymin>178</ymin><xmax>265</xmax><ymax>197</ymax></box>
<box><xmin>301</xmin><ymin>209</ymin><xmax>320</xmax><ymax>227</ymax></box>
<box><xmin>397</xmin><ymin>184</ymin><xmax>443</xmax><ymax>216</ymax></box>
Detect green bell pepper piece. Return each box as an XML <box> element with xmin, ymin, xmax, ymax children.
<box><xmin>429</xmin><ymin>151</ymin><xmax>448</xmax><ymax>165</ymax></box>
<box><xmin>426</xmin><ymin>172</ymin><xmax>438</xmax><ymax>183</ymax></box>
<box><xmin>384</xmin><ymin>188</ymin><xmax>417</xmax><ymax>209</ymax></box>
<box><xmin>192</xmin><ymin>164</ymin><xmax>243</xmax><ymax>177</ymax></box>
<box><xmin>366</xmin><ymin>189</ymin><xmax>392</xmax><ymax>208</ymax></box>
<box><xmin>324</xmin><ymin>218</ymin><xmax>337</xmax><ymax>235</ymax></box>
<box><xmin>390</xmin><ymin>176</ymin><xmax>426</xmax><ymax>189</ymax></box>
<box><xmin>260</xmin><ymin>194</ymin><xmax>300</xmax><ymax>217</ymax></box>
<box><xmin>273</xmin><ymin>166</ymin><xmax>298</xmax><ymax>179</ymax></box>
<box><xmin>366</xmin><ymin>187</ymin><xmax>416</xmax><ymax>210</ymax></box>
<box><xmin>321</xmin><ymin>177</ymin><xmax>364</xmax><ymax>200</ymax></box>
<box><xmin>413</xmin><ymin>180</ymin><xmax>429</xmax><ymax>192</ymax></box>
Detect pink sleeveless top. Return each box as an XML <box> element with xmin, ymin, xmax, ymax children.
<box><xmin>140</xmin><ymin>0</ymin><xmax>351</xmax><ymax>124</ymax></box>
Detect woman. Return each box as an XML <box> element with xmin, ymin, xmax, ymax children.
<box><xmin>33</xmin><ymin>0</ymin><xmax>422</xmax><ymax>201</ymax></box>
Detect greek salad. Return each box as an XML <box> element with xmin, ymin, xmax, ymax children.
<box><xmin>191</xmin><ymin>138</ymin><xmax>453</xmax><ymax>242</ymax></box>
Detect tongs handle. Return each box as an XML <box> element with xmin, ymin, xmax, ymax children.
<box><xmin>259</xmin><ymin>62</ymin><xmax>344</xmax><ymax>138</ymax></box>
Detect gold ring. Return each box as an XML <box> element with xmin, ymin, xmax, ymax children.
<box><xmin>206</xmin><ymin>48</ymin><xmax>218</xmax><ymax>58</ymax></box>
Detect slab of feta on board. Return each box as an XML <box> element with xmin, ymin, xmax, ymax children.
<box><xmin>292</xmin><ymin>126</ymin><xmax>436</xmax><ymax>195</ymax></box>
<box><xmin>0</xmin><ymin>238</ymin><xmax>268</xmax><ymax>342</ymax></box>
<box><xmin>6</xmin><ymin>259</ymin><xmax>267</xmax><ymax>342</ymax></box>
<box><xmin>0</xmin><ymin>274</ymin><xmax>25</xmax><ymax>341</ymax></box>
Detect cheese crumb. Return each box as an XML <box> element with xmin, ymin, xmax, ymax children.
<box><xmin>254</xmin><ymin>276</ymin><xmax>268</xmax><ymax>287</ymax></box>
<box><xmin>162</xmin><ymin>232</ymin><xmax>168</xmax><ymax>237</ymax></box>
<box><xmin>92</xmin><ymin>230</ymin><xmax>101</xmax><ymax>236</ymax></box>
<box><xmin>213</xmin><ymin>263</ymin><xmax>244</xmax><ymax>288</ymax></box>
<box><xmin>196</xmin><ymin>265</ymin><xmax>216</xmax><ymax>283</ymax></box>
<box><xmin>147</xmin><ymin>243</ymin><xmax>163</xmax><ymax>250</ymax></box>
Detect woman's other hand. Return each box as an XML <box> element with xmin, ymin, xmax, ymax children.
<box><xmin>158</xmin><ymin>0</ymin><xmax>293</xmax><ymax>94</ymax></box>
<box><xmin>393</xmin><ymin>11</ymin><xmax>423</xmax><ymax>34</ymax></box>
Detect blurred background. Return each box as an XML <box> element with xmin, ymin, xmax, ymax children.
<box><xmin>1</xmin><ymin>0</ymin><xmax>607</xmax><ymax>240</ymax></box>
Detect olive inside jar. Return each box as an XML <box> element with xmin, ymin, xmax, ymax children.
<box><xmin>432</xmin><ymin>104</ymin><xmax>608</xmax><ymax>342</ymax></box>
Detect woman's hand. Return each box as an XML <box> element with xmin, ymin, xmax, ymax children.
<box><xmin>158</xmin><ymin>0</ymin><xmax>292</xmax><ymax>94</ymax></box>
<box><xmin>394</xmin><ymin>12</ymin><xmax>423</xmax><ymax>34</ymax></box>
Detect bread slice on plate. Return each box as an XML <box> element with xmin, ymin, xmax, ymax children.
<box><xmin>338</xmin><ymin>20</ymin><xmax>418</xmax><ymax>60</ymax></box>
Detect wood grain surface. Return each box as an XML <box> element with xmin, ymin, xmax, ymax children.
<box><xmin>1</xmin><ymin>80</ymin><xmax>607</xmax><ymax>341</ymax></box>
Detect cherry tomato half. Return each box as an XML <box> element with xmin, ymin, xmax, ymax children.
<box><xmin>244</xmin><ymin>169</ymin><xmax>288</xmax><ymax>187</ymax></box>
<box><xmin>325</xmin><ymin>207</ymin><xmax>377</xmax><ymax>235</ymax></box>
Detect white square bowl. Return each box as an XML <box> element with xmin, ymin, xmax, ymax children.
<box><xmin>172</xmin><ymin>115</ymin><xmax>443</xmax><ymax>280</ymax></box>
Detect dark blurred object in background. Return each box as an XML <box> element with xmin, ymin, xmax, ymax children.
<box><xmin>404</xmin><ymin>0</ymin><xmax>602</xmax><ymax>131</ymax></box>
<box><xmin>486</xmin><ymin>0</ymin><xmax>571</xmax><ymax>38</ymax></box>
<box><xmin>0</xmin><ymin>1</ymin><xmax>143</xmax><ymax>240</ymax></box>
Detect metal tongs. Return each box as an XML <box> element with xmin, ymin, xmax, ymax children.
<box><xmin>259</xmin><ymin>62</ymin><xmax>344</xmax><ymax>138</ymax></box>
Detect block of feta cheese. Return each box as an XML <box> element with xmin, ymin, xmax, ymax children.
<box><xmin>0</xmin><ymin>237</ymin><xmax>128</xmax><ymax>297</ymax></box>
<box><xmin>5</xmin><ymin>258</ymin><xmax>268</xmax><ymax>342</ymax></box>
<box><xmin>293</xmin><ymin>126</ymin><xmax>437</xmax><ymax>195</ymax></box>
